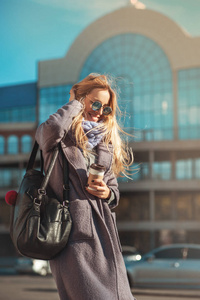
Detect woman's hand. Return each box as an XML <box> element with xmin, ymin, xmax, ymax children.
<box><xmin>85</xmin><ymin>179</ymin><xmax>111</xmax><ymax>200</ymax></box>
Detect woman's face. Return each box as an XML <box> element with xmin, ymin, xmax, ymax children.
<box><xmin>83</xmin><ymin>88</ymin><xmax>111</xmax><ymax>122</ymax></box>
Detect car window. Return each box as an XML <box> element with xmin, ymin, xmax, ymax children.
<box><xmin>154</xmin><ymin>248</ymin><xmax>182</xmax><ymax>259</ymax></box>
<box><xmin>187</xmin><ymin>248</ymin><xmax>200</xmax><ymax>259</ymax></box>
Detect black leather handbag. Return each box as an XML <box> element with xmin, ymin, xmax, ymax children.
<box><xmin>10</xmin><ymin>141</ymin><xmax>72</xmax><ymax>260</ymax></box>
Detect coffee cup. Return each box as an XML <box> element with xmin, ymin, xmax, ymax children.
<box><xmin>87</xmin><ymin>164</ymin><xmax>106</xmax><ymax>190</ymax></box>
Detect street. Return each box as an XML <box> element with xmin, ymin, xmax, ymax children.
<box><xmin>0</xmin><ymin>275</ymin><xmax>59</xmax><ymax>300</ymax></box>
<box><xmin>1</xmin><ymin>275</ymin><xmax>200</xmax><ymax>300</ymax></box>
<box><xmin>133</xmin><ymin>288</ymin><xmax>200</xmax><ymax>300</ymax></box>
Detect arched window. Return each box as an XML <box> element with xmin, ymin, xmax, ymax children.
<box><xmin>79</xmin><ymin>33</ymin><xmax>173</xmax><ymax>141</ymax></box>
<box><xmin>7</xmin><ymin>135</ymin><xmax>19</xmax><ymax>154</ymax></box>
<box><xmin>178</xmin><ymin>68</ymin><xmax>200</xmax><ymax>139</ymax></box>
<box><xmin>0</xmin><ymin>136</ymin><xmax>5</xmax><ymax>154</ymax></box>
<box><xmin>21</xmin><ymin>135</ymin><xmax>32</xmax><ymax>153</ymax></box>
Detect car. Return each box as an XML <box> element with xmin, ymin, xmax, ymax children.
<box><xmin>122</xmin><ymin>245</ymin><xmax>142</xmax><ymax>262</ymax></box>
<box><xmin>0</xmin><ymin>257</ymin><xmax>18</xmax><ymax>275</ymax></box>
<box><xmin>15</xmin><ymin>257</ymin><xmax>51</xmax><ymax>276</ymax></box>
<box><xmin>125</xmin><ymin>243</ymin><xmax>200</xmax><ymax>289</ymax></box>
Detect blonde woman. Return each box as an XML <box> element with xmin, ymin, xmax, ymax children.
<box><xmin>35</xmin><ymin>74</ymin><xmax>135</xmax><ymax>300</ymax></box>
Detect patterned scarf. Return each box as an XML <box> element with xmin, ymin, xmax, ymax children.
<box><xmin>82</xmin><ymin>120</ymin><xmax>105</xmax><ymax>149</ymax></box>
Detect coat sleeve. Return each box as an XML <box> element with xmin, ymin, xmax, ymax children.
<box><xmin>105</xmin><ymin>170</ymin><xmax>120</xmax><ymax>209</ymax></box>
<box><xmin>35</xmin><ymin>100</ymin><xmax>83</xmax><ymax>152</ymax></box>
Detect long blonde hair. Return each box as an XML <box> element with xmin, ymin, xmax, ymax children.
<box><xmin>71</xmin><ymin>73</ymin><xmax>133</xmax><ymax>178</ymax></box>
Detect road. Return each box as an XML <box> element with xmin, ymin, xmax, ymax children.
<box><xmin>0</xmin><ymin>275</ymin><xmax>59</xmax><ymax>300</ymax></box>
<box><xmin>133</xmin><ymin>288</ymin><xmax>200</xmax><ymax>300</ymax></box>
<box><xmin>1</xmin><ymin>275</ymin><xmax>200</xmax><ymax>300</ymax></box>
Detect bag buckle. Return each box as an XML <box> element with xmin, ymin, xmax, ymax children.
<box><xmin>34</xmin><ymin>198</ymin><xmax>42</xmax><ymax>206</ymax></box>
<box><xmin>38</xmin><ymin>189</ymin><xmax>46</xmax><ymax>195</ymax></box>
<box><xmin>63</xmin><ymin>200</ymin><xmax>69</xmax><ymax>207</ymax></box>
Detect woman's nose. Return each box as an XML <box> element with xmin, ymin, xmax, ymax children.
<box><xmin>97</xmin><ymin>106</ymin><xmax>104</xmax><ymax>115</ymax></box>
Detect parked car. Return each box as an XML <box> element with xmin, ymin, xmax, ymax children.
<box><xmin>122</xmin><ymin>246</ymin><xmax>142</xmax><ymax>262</ymax></box>
<box><xmin>15</xmin><ymin>257</ymin><xmax>51</xmax><ymax>276</ymax></box>
<box><xmin>0</xmin><ymin>257</ymin><xmax>18</xmax><ymax>275</ymax></box>
<box><xmin>125</xmin><ymin>244</ymin><xmax>200</xmax><ymax>289</ymax></box>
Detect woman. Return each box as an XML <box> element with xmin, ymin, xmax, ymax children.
<box><xmin>36</xmin><ymin>73</ymin><xmax>135</xmax><ymax>300</ymax></box>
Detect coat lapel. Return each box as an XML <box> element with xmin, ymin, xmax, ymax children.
<box><xmin>97</xmin><ymin>142</ymin><xmax>113</xmax><ymax>173</ymax></box>
<box><xmin>61</xmin><ymin>131</ymin><xmax>113</xmax><ymax>181</ymax></box>
<box><xmin>61</xmin><ymin>138</ymin><xmax>88</xmax><ymax>187</ymax></box>
<box><xmin>62</xmin><ymin>139</ymin><xmax>102</xmax><ymax>216</ymax></box>
<box><xmin>60</xmin><ymin>133</ymin><xmax>114</xmax><ymax>220</ymax></box>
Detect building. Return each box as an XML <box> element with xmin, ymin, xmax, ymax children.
<box><xmin>1</xmin><ymin>4</ymin><xmax>200</xmax><ymax>254</ymax></box>
<box><xmin>0</xmin><ymin>82</ymin><xmax>37</xmax><ymax>255</ymax></box>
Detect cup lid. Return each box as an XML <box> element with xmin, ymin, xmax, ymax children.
<box><xmin>89</xmin><ymin>163</ymin><xmax>106</xmax><ymax>171</ymax></box>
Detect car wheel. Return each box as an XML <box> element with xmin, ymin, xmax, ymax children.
<box><xmin>39</xmin><ymin>267</ymin><xmax>48</xmax><ymax>276</ymax></box>
<box><xmin>127</xmin><ymin>272</ymin><xmax>134</xmax><ymax>288</ymax></box>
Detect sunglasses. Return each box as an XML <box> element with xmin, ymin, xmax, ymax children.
<box><xmin>91</xmin><ymin>101</ymin><xmax>112</xmax><ymax>116</ymax></box>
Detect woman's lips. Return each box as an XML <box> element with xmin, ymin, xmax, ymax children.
<box><xmin>89</xmin><ymin>112</ymin><xmax>99</xmax><ymax>122</ymax></box>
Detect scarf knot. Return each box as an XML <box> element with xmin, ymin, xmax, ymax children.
<box><xmin>82</xmin><ymin>120</ymin><xmax>105</xmax><ymax>149</ymax></box>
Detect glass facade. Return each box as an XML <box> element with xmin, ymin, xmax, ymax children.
<box><xmin>115</xmin><ymin>192</ymin><xmax>150</xmax><ymax>221</ymax></box>
<box><xmin>0</xmin><ymin>82</ymin><xmax>37</xmax><ymax>123</ymax></box>
<box><xmin>176</xmin><ymin>158</ymin><xmax>200</xmax><ymax>180</ymax></box>
<box><xmin>153</xmin><ymin>161</ymin><xmax>171</xmax><ymax>180</ymax></box>
<box><xmin>119</xmin><ymin>158</ymin><xmax>200</xmax><ymax>182</ymax></box>
<box><xmin>0</xmin><ymin>168</ymin><xmax>25</xmax><ymax>188</ymax></box>
<box><xmin>195</xmin><ymin>159</ymin><xmax>200</xmax><ymax>178</ymax></box>
<box><xmin>155</xmin><ymin>194</ymin><xmax>172</xmax><ymax>221</ymax></box>
<box><xmin>79</xmin><ymin>33</ymin><xmax>173</xmax><ymax>141</ymax></box>
<box><xmin>0</xmin><ymin>136</ymin><xmax>4</xmax><ymax>154</ymax></box>
<box><xmin>176</xmin><ymin>159</ymin><xmax>193</xmax><ymax>180</ymax></box>
<box><xmin>178</xmin><ymin>68</ymin><xmax>200</xmax><ymax>139</ymax></box>
<box><xmin>0</xmin><ymin>106</ymin><xmax>36</xmax><ymax>123</ymax></box>
<box><xmin>39</xmin><ymin>84</ymin><xmax>72</xmax><ymax>123</ymax></box>
<box><xmin>116</xmin><ymin>192</ymin><xmax>200</xmax><ymax>223</ymax></box>
<box><xmin>117</xmin><ymin>191</ymin><xmax>200</xmax><ymax>253</ymax></box>
<box><xmin>7</xmin><ymin>135</ymin><xmax>18</xmax><ymax>154</ymax></box>
<box><xmin>118</xmin><ymin>162</ymin><xmax>148</xmax><ymax>182</ymax></box>
<box><xmin>21</xmin><ymin>135</ymin><xmax>32</xmax><ymax>153</ymax></box>
<box><xmin>0</xmin><ymin>135</ymin><xmax>32</xmax><ymax>155</ymax></box>
<box><xmin>175</xmin><ymin>194</ymin><xmax>193</xmax><ymax>220</ymax></box>
<box><xmin>155</xmin><ymin>192</ymin><xmax>200</xmax><ymax>221</ymax></box>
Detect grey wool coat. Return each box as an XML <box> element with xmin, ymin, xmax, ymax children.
<box><xmin>35</xmin><ymin>100</ymin><xmax>135</xmax><ymax>300</ymax></box>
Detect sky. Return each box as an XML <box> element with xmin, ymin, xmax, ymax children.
<box><xmin>1</xmin><ymin>0</ymin><xmax>200</xmax><ymax>87</ymax></box>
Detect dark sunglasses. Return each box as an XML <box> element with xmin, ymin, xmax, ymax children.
<box><xmin>91</xmin><ymin>101</ymin><xmax>112</xmax><ymax>116</ymax></box>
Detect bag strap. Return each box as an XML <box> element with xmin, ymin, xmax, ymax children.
<box><xmin>27</xmin><ymin>140</ymin><xmax>70</xmax><ymax>204</ymax></box>
<box><xmin>62</xmin><ymin>150</ymin><xmax>69</xmax><ymax>204</ymax></box>
<box><xmin>40</xmin><ymin>150</ymin><xmax>44</xmax><ymax>174</ymax></box>
<box><xmin>38</xmin><ymin>144</ymin><xmax>60</xmax><ymax>200</ymax></box>
<box><xmin>26</xmin><ymin>141</ymin><xmax>43</xmax><ymax>173</ymax></box>
<box><xmin>26</xmin><ymin>141</ymin><xmax>39</xmax><ymax>171</ymax></box>
<box><xmin>26</xmin><ymin>140</ymin><xmax>59</xmax><ymax>200</ymax></box>
<box><xmin>39</xmin><ymin>145</ymin><xmax>70</xmax><ymax>204</ymax></box>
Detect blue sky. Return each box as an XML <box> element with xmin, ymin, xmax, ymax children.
<box><xmin>1</xmin><ymin>0</ymin><xmax>200</xmax><ymax>87</ymax></box>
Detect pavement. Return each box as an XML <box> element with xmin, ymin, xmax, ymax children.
<box><xmin>133</xmin><ymin>288</ymin><xmax>200</xmax><ymax>299</ymax></box>
<box><xmin>1</xmin><ymin>275</ymin><xmax>200</xmax><ymax>300</ymax></box>
<box><xmin>0</xmin><ymin>275</ymin><xmax>59</xmax><ymax>300</ymax></box>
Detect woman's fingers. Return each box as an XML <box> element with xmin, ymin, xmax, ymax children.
<box><xmin>85</xmin><ymin>180</ymin><xmax>111</xmax><ymax>199</ymax></box>
<box><xmin>90</xmin><ymin>179</ymin><xmax>106</xmax><ymax>186</ymax></box>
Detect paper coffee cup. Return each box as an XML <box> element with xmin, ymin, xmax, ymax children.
<box><xmin>87</xmin><ymin>164</ymin><xmax>106</xmax><ymax>190</ymax></box>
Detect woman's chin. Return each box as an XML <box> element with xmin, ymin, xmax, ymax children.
<box><xmin>86</xmin><ymin>113</ymin><xmax>99</xmax><ymax>122</ymax></box>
